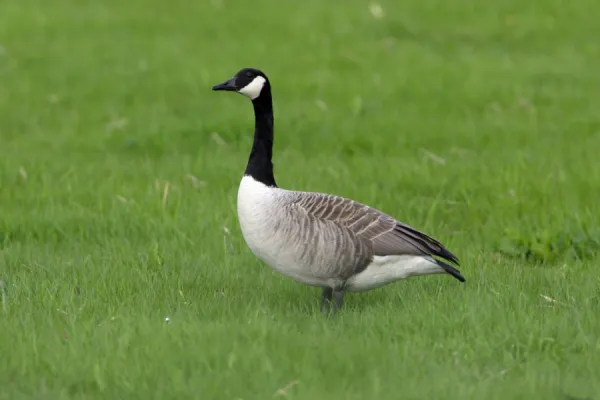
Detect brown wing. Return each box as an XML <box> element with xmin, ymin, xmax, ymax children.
<box><xmin>293</xmin><ymin>191</ymin><xmax>459</xmax><ymax>265</ymax></box>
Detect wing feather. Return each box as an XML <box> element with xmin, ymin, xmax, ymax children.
<box><xmin>293</xmin><ymin>192</ymin><xmax>459</xmax><ymax>265</ymax></box>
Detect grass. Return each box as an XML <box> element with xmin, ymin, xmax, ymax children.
<box><xmin>1</xmin><ymin>0</ymin><xmax>600</xmax><ymax>398</ymax></box>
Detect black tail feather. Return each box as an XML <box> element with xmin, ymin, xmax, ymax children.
<box><xmin>393</xmin><ymin>223</ymin><xmax>460</xmax><ymax>265</ymax></box>
<box><xmin>435</xmin><ymin>259</ymin><xmax>466</xmax><ymax>283</ymax></box>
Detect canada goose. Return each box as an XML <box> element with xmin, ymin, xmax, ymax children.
<box><xmin>212</xmin><ymin>68</ymin><xmax>465</xmax><ymax>314</ymax></box>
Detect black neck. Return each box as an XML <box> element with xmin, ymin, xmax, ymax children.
<box><xmin>244</xmin><ymin>88</ymin><xmax>277</xmax><ymax>187</ymax></box>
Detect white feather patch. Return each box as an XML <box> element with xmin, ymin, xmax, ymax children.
<box><xmin>238</xmin><ymin>76</ymin><xmax>266</xmax><ymax>100</ymax></box>
<box><xmin>345</xmin><ymin>255</ymin><xmax>445</xmax><ymax>292</ymax></box>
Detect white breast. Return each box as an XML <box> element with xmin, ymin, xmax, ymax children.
<box><xmin>237</xmin><ymin>176</ymin><xmax>278</xmax><ymax>257</ymax></box>
<box><xmin>237</xmin><ymin>176</ymin><xmax>329</xmax><ymax>287</ymax></box>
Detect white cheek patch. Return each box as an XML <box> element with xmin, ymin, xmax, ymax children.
<box><xmin>238</xmin><ymin>76</ymin><xmax>266</xmax><ymax>100</ymax></box>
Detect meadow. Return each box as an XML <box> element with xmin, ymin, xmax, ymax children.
<box><xmin>1</xmin><ymin>0</ymin><xmax>599</xmax><ymax>398</ymax></box>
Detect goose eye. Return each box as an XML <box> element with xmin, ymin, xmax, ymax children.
<box><xmin>245</xmin><ymin>71</ymin><xmax>253</xmax><ymax>78</ymax></box>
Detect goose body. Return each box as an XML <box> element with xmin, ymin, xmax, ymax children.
<box><xmin>213</xmin><ymin>68</ymin><xmax>464</xmax><ymax>313</ymax></box>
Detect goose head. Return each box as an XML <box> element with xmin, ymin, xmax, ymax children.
<box><xmin>212</xmin><ymin>68</ymin><xmax>270</xmax><ymax>101</ymax></box>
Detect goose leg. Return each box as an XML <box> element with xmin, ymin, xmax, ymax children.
<box><xmin>320</xmin><ymin>287</ymin><xmax>333</xmax><ymax>313</ymax></box>
<box><xmin>332</xmin><ymin>290</ymin><xmax>345</xmax><ymax>315</ymax></box>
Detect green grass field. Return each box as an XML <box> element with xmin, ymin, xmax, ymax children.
<box><xmin>1</xmin><ymin>0</ymin><xmax>600</xmax><ymax>398</ymax></box>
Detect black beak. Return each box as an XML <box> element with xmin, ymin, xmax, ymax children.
<box><xmin>212</xmin><ymin>78</ymin><xmax>237</xmax><ymax>91</ymax></box>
